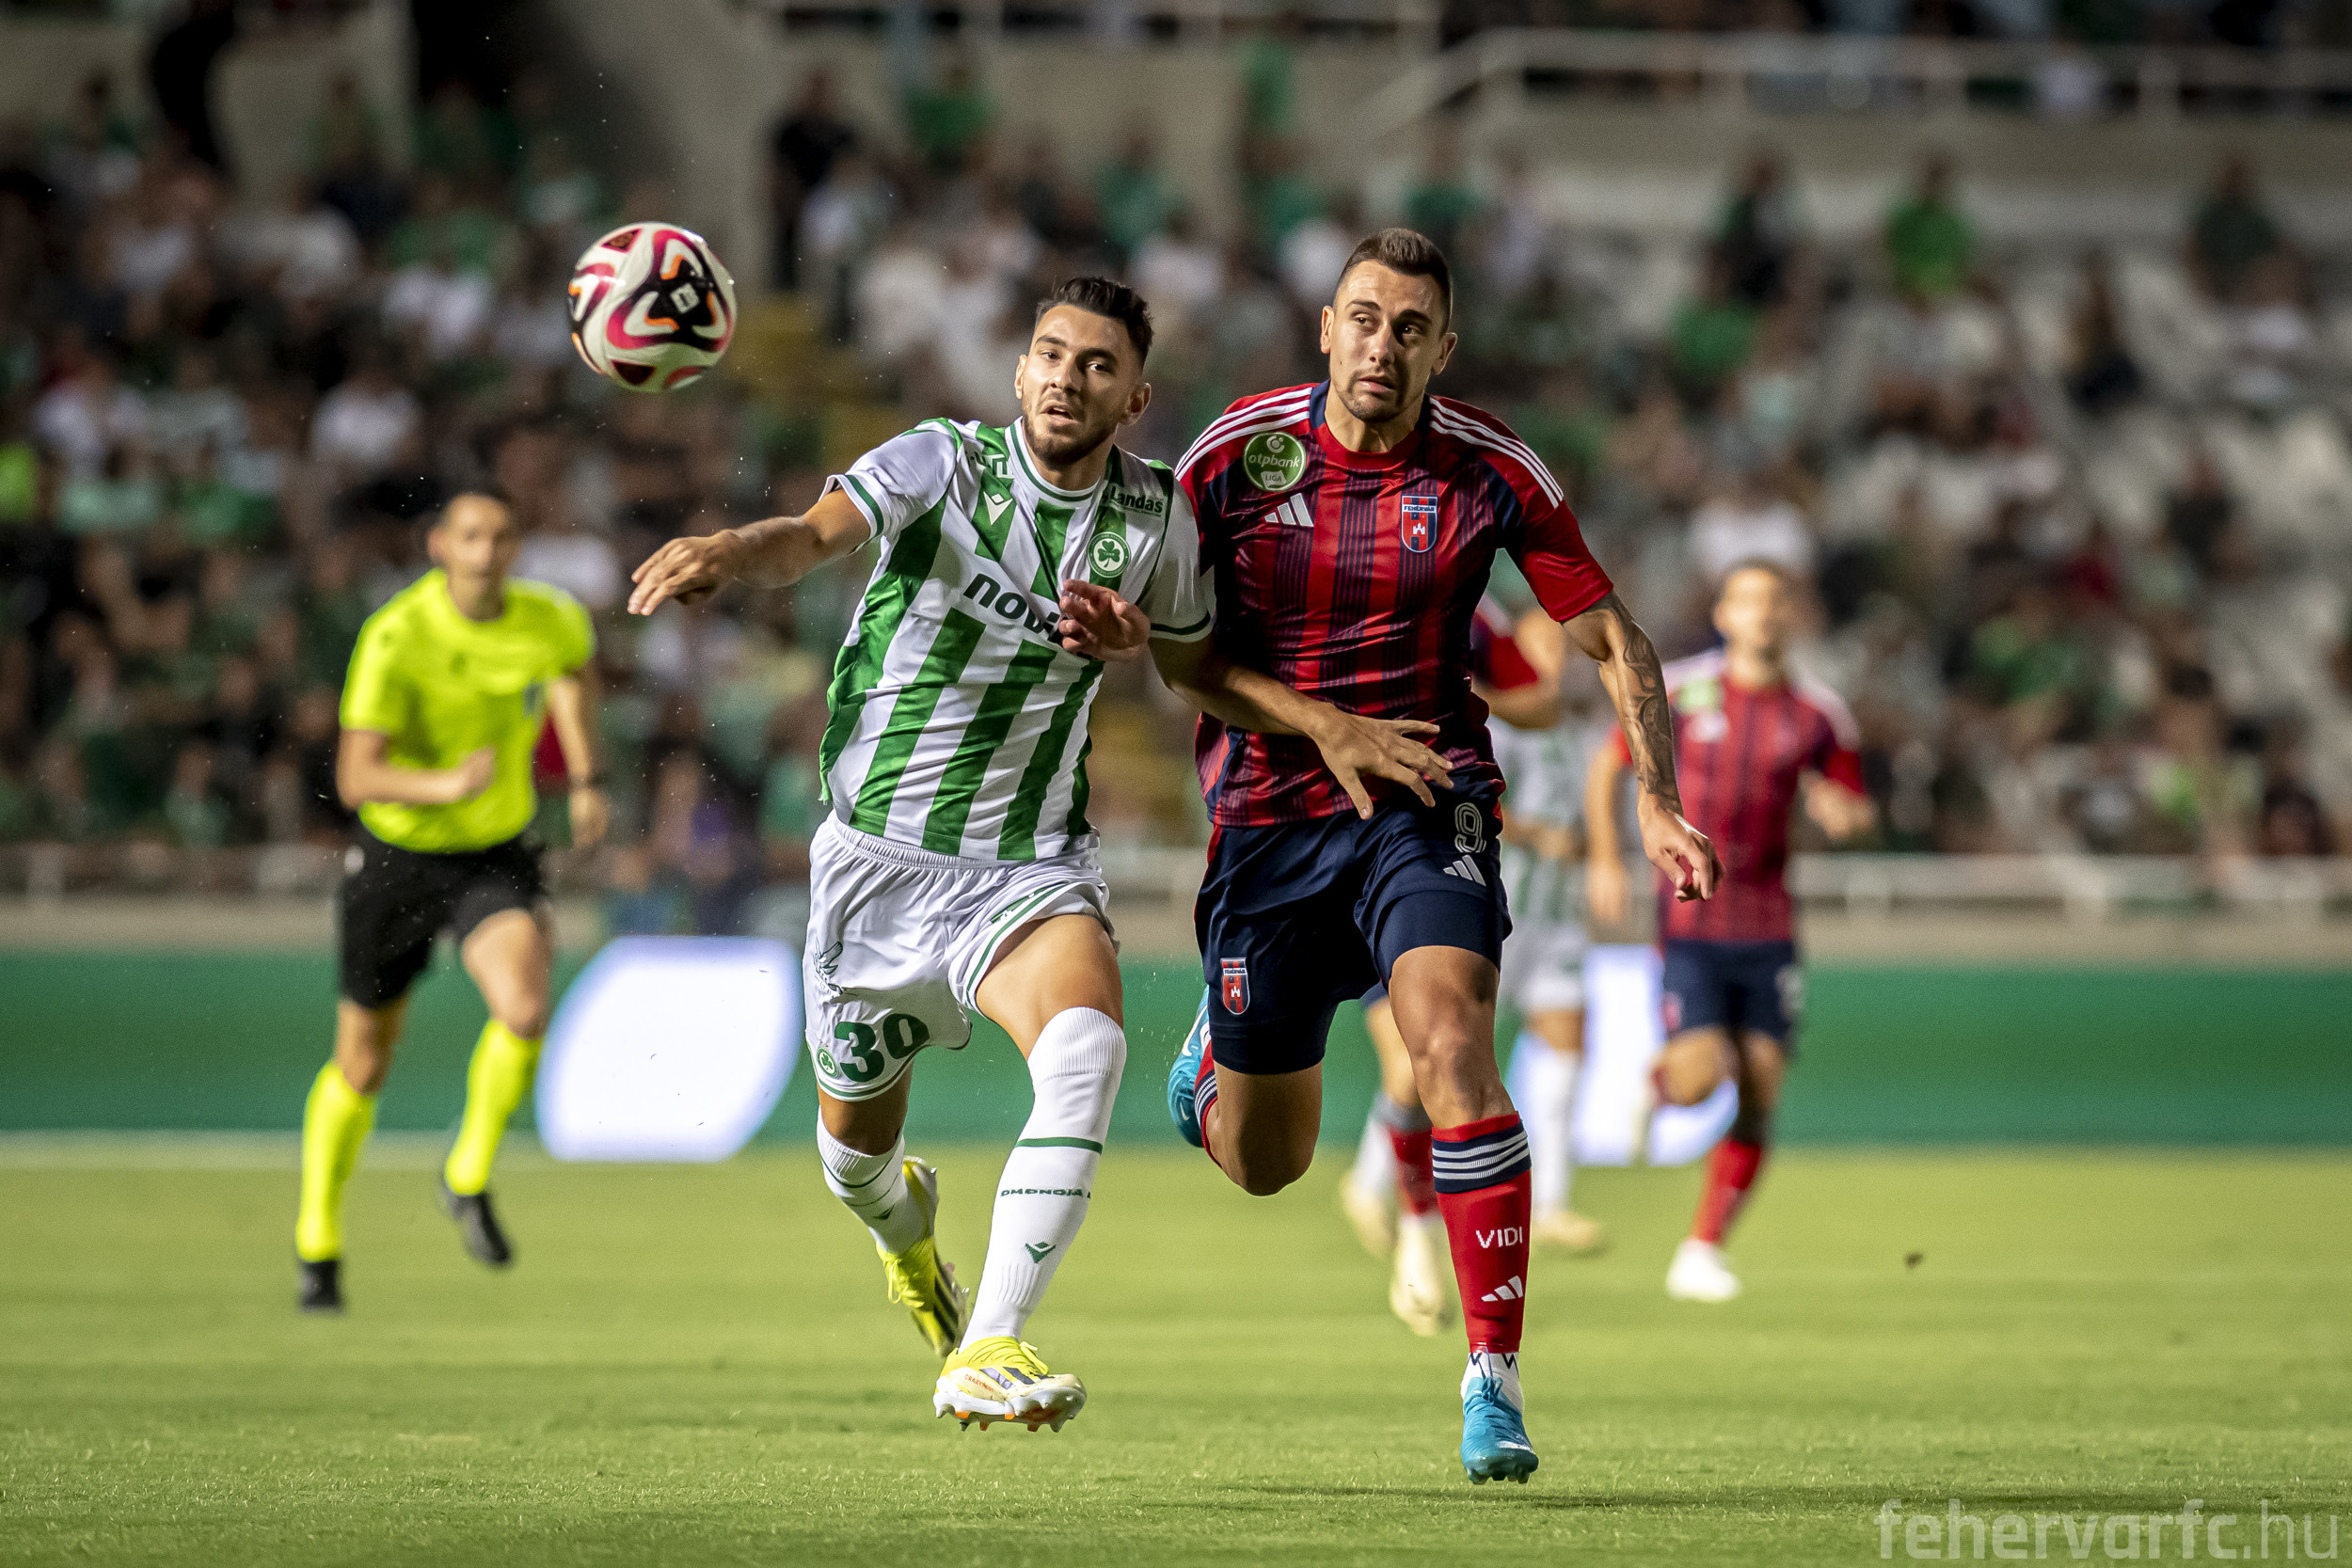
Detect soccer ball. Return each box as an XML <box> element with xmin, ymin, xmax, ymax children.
<box><xmin>567</xmin><ymin>222</ymin><xmax>737</xmax><ymax>392</ymax></box>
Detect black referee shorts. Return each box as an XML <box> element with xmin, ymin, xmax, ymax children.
<box><xmin>338</xmin><ymin>831</ymin><xmax>547</xmax><ymax>1008</ymax></box>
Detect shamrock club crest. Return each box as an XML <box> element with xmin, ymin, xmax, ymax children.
<box><xmin>1220</xmin><ymin>957</ymin><xmax>1249</xmax><ymax>1015</ymax></box>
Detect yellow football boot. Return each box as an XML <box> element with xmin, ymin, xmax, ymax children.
<box><xmin>877</xmin><ymin>1157</ymin><xmax>968</xmax><ymax>1358</ymax></box>
<box><xmin>932</xmin><ymin>1337</ymin><xmax>1087</xmax><ymax>1432</ymax></box>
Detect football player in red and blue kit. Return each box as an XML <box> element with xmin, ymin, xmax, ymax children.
<box><xmin>1585</xmin><ymin>561</ymin><xmax>1875</xmax><ymax>1305</ymax></box>
<box><xmin>1158</xmin><ymin>230</ymin><xmax>1724</xmax><ymax>1485</ymax></box>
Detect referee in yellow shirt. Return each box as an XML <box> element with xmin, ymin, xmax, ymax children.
<box><xmin>295</xmin><ymin>493</ymin><xmax>609</xmax><ymax>1312</ymax></box>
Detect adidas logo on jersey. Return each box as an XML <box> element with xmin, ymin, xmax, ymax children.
<box><xmin>1443</xmin><ymin>855</ymin><xmax>1486</xmax><ymax>886</ymax></box>
<box><xmin>1481</xmin><ymin>1275</ymin><xmax>1525</xmax><ymax>1303</ymax></box>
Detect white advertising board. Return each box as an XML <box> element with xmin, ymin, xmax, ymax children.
<box><xmin>536</xmin><ymin>937</ymin><xmax>801</xmax><ymax>1163</ymax></box>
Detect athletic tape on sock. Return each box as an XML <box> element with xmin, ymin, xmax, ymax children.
<box><xmin>1371</xmin><ymin>1090</ymin><xmax>1433</xmax><ymax>1134</ymax></box>
<box><xmin>818</xmin><ymin>1124</ymin><xmax>924</xmax><ymax>1255</ymax></box>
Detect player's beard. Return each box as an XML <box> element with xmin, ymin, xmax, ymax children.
<box><xmin>1336</xmin><ymin>365</ymin><xmax>1421</xmax><ymax>429</ymax></box>
<box><xmin>1021</xmin><ymin>404</ymin><xmax>1117</xmax><ymax>468</ymax></box>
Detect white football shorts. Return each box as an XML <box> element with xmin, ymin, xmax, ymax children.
<box><xmin>1498</xmin><ymin>843</ymin><xmax>1587</xmax><ymax>1015</ymax></box>
<box><xmin>802</xmin><ymin>816</ymin><xmax>1113</xmax><ymax>1101</ymax></box>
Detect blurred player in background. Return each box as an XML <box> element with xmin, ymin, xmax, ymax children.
<box><xmin>1165</xmin><ymin>229</ymin><xmax>1722</xmax><ymax>1484</ymax></box>
<box><xmin>628</xmin><ymin>278</ymin><xmax>1235</xmax><ymax>1433</ymax></box>
<box><xmin>295</xmin><ymin>494</ymin><xmax>607</xmax><ymax>1312</ymax></box>
<box><xmin>1586</xmin><ymin>561</ymin><xmax>1874</xmax><ymax>1304</ymax></box>
<box><xmin>1485</xmin><ymin>609</ymin><xmax>1612</xmax><ymax>1254</ymax></box>
<box><xmin>1341</xmin><ymin>597</ymin><xmax>1607</xmax><ymax>1344</ymax></box>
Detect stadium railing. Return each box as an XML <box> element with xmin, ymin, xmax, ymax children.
<box><xmin>733</xmin><ymin>0</ymin><xmax>1439</xmax><ymax>45</ymax></box>
<box><xmin>1094</xmin><ymin>845</ymin><xmax>2352</xmax><ymax>918</ymax></box>
<box><xmin>1346</xmin><ymin>29</ymin><xmax>2352</xmax><ymax>135</ymax></box>
<box><xmin>4</xmin><ymin>842</ymin><xmax>2348</xmax><ymax>914</ymax></box>
<box><xmin>717</xmin><ymin>0</ymin><xmax>2352</xmax><ymax>124</ymax></box>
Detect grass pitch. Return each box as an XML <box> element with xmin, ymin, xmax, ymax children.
<box><xmin>2</xmin><ymin>1148</ymin><xmax>2346</xmax><ymax>1566</ymax></box>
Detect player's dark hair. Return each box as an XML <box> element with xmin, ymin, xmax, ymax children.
<box><xmin>428</xmin><ymin>492</ymin><xmax>514</xmax><ymax>533</ymax></box>
<box><xmin>1336</xmin><ymin>228</ymin><xmax>1454</xmax><ymax>326</ymax></box>
<box><xmin>1035</xmin><ymin>277</ymin><xmax>1153</xmax><ymax>365</ymax></box>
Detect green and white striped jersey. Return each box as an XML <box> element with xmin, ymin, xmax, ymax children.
<box><xmin>818</xmin><ymin>418</ymin><xmax>1214</xmax><ymax>863</ymax></box>
<box><xmin>1494</xmin><ymin>716</ymin><xmax>1608</xmax><ymax>924</ymax></box>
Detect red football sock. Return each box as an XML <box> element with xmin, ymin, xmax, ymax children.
<box><xmin>1388</xmin><ymin>1125</ymin><xmax>1438</xmax><ymax>1217</ymax></box>
<box><xmin>1432</xmin><ymin>1114</ymin><xmax>1534</xmax><ymax>1354</ymax></box>
<box><xmin>1691</xmin><ymin>1136</ymin><xmax>1766</xmax><ymax>1244</ymax></box>
<box><xmin>1194</xmin><ymin>1053</ymin><xmax>1225</xmax><ymax>1173</ymax></box>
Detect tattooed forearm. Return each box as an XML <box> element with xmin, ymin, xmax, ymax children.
<box><xmin>1616</xmin><ymin>619</ymin><xmax>1681</xmax><ymax>810</ymax></box>
<box><xmin>1565</xmin><ymin>593</ymin><xmax>1683</xmax><ymax>813</ymax></box>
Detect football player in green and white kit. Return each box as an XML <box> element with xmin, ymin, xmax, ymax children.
<box><xmin>630</xmin><ymin>277</ymin><xmax>1449</xmax><ymax>1431</ymax></box>
<box><xmin>631</xmin><ymin>277</ymin><xmax>1195</xmax><ymax>1432</ymax></box>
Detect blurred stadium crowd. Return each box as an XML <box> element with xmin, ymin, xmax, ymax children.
<box><xmin>1434</xmin><ymin>0</ymin><xmax>2341</xmax><ymax>46</ymax></box>
<box><xmin>0</xmin><ymin>34</ymin><xmax>2345</xmax><ymax>927</ymax></box>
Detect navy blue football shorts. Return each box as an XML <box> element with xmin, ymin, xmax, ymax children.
<box><xmin>1196</xmin><ymin>788</ymin><xmax>1510</xmax><ymax>1076</ymax></box>
<box><xmin>1660</xmin><ymin>938</ymin><xmax>1803</xmax><ymax>1054</ymax></box>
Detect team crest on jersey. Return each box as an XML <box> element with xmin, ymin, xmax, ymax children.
<box><xmin>1088</xmin><ymin>530</ymin><xmax>1130</xmax><ymax>579</ymax></box>
<box><xmin>1242</xmin><ymin>433</ymin><xmax>1307</xmax><ymax>492</ymax></box>
<box><xmin>1690</xmin><ymin>711</ymin><xmax>1729</xmax><ymax>743</ymax></box>
<box><xmin>1220</xmin><ymin>958</ymin><xmax>1250</xmax><ymax>1015</ymax></box>
<box><xmin>1401</xmin><ymin>495</ymin><xmax>1438</xmax><ymax>553</ymax></box>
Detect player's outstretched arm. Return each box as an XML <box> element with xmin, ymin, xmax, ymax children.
<box><xmin>627</xmin><ymin>490</ymin><xmax>872</xmax><ymax>616</ymax></box>
<box><xmin>1480</xmin><ymin>678</ymin><xmax>1561</xmax><ymax>732</ymax></box>
<box><xmin>1804</xmin><ymin>774</ymin><xmax>1877</xmax><ymax>843</ymax></box>
<box><xmin>546</xmin><ymin>670</ymin><xmax>610</xmax><ymax>848</ymax></box>
<box><xmin>336</xmin><ymin>729</ymin><xmax>495</xmax><ymax>808</ymax></box>
<box><xmin>1149</xmin><ymin>638</ymin><xmax>1452</xmax><ymax>819</ymax></box>
<box><xmin>1562</xmin><ymin>593</ymin><xmax>1723</xmax><ymax>902</ymax></box>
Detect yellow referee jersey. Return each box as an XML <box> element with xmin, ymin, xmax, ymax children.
<box><xmin>339</xmin><ymin>571</ymin><xmax>596</xmax><ymax>853</ymax></box>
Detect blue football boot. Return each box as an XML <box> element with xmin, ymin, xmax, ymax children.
<box><xmin>1461</xmin><ymin>1368</ymin><xmax>1539</xmax><ymax>1485</ymax></box>
<box><xmin>1166</xmin><ymin>991</ymin><xmax>1212</xmax><ymax>1148</ymax></box>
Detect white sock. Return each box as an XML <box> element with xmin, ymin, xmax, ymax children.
<box><xmin>962</xmin><ymin>1006</ymin><xmax>1125</xmax><ymax>1346</ymax></box>
<box><xmin>818</xmin><ymin>1123</ymin><xmax>926</xmax><ymax>1255</ymax></box>
<box><xmin>1464</xmin><ymin>1349</ymin><xmax>1524</xmax><ymax>1411</ymax></box>
<box><xmin>1349</xmin><ymin>1104</ymin><xmax>1394</xmax><ymax>1193</ymax></box>
<box><xmin>1523</xmin><ymin>1039</ymin><xmax>1580</xmax><ymax>1218</ymax></box>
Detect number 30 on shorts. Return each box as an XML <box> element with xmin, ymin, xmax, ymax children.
<box><xmin>818</xmin><ymin>1013</ymin><xmax>931</xmax><ymax>1085</ymax></box>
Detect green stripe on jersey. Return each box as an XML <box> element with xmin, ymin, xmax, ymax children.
<box><xmin>920</xmin><ymin>641</ymin><xmax>1060</xmax><ymax>854</ymax></box>
<box><xmin>849</xmin><ymin>610</ymin><xmax>989</xmax><ymax>833</ymax></box>
<box><xmin>998</xmin><ymin>662</ymin><xmax>1102</xmax><ymax>860</ymax></box>
<box><xmin>1062</xmin><ymin>727</ymin><xmax>1095</xmax><ymax>843</ymax></box>
<box><xmin>839</xmin><ymin>471</ymin><xmax>885</xmax><ymax>533</ymax></box>
<box><xmin>1015</xmin><ymin>1136</ymin><xmax>1104</xmax><ymax>1152</ymax></box>
<box><xmin>970</xmin><ymin>426</ymin><xmax>1016</xmax><ymax>563</ymax></box>
<box><xmin>1028</xmin><ymin>501</ymin><xmax>1074</xmax><ymax>597</ymax></box>
<box><xmin>818</xmin><ymin>499</ymin><xmax>947</xmax><ymax>793</ymax></box>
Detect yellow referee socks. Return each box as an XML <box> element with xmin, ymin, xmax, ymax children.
<box><xmin>295</xmin><ymin>1063</ymin><xmax>377</xmax><ymax>1262</ymax></box>
<box><xmin>443</xmin><ymin>1022</ymin><xmax>542</xmax><ymax>1196</ymax></box>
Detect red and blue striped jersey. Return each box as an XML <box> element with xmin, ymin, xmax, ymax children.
<box><xmin>1177</xmin><ymin>382</ymin><xmax>1613</xmax><ymax>826</ymax></box>
<box><xmin>1609</xmin><ymin>649</ymin><xmax>1866</xmax><ymax>942</ymax></box>
<box><xmin>1470</xmin><ymin>595</ymin><xmax>1541</xmax><ymax>694</ymax></box>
